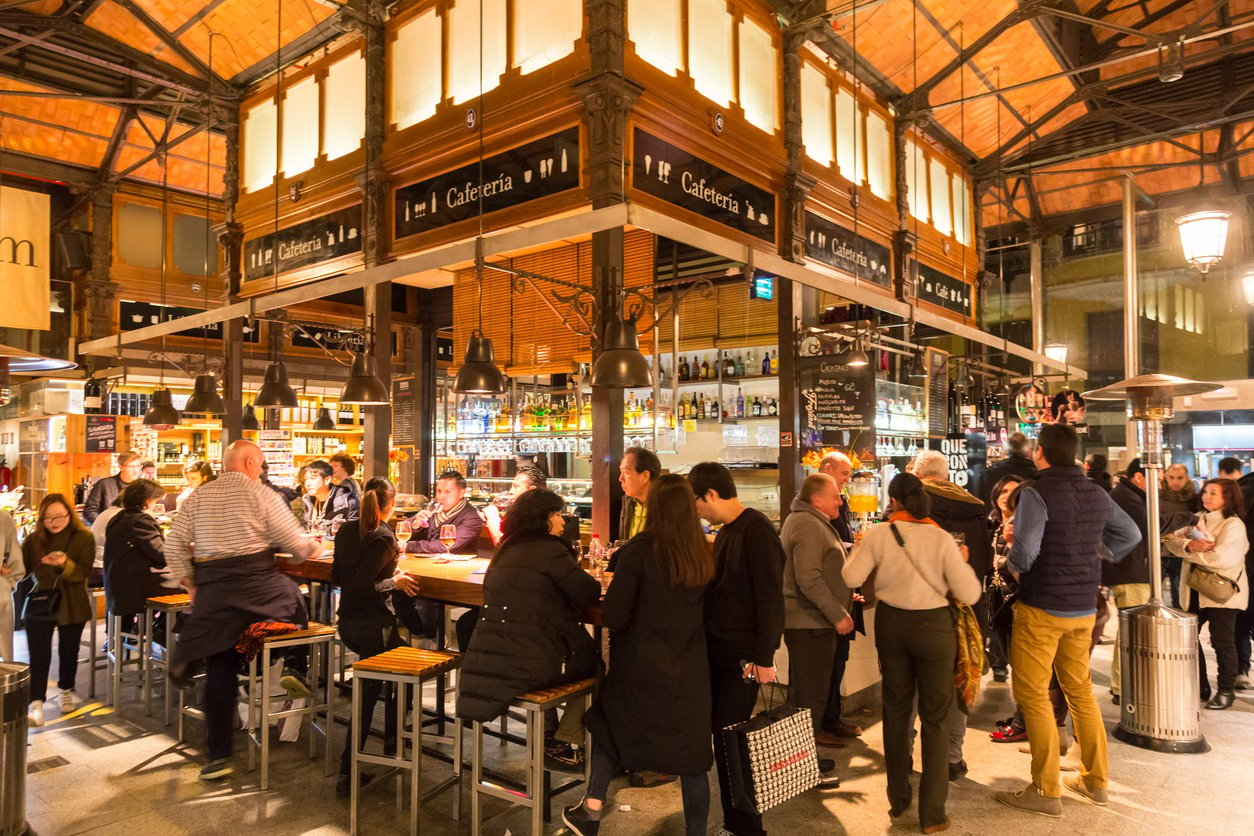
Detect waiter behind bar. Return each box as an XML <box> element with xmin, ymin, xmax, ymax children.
<box><xmin>166</xmin><ymin>439</ymin><xmax>319</xmax><ymax>782</ymax></box>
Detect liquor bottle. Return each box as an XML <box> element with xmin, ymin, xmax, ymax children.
<box><xmin>679</xmin><ymin>355</ymin><xmax>689</xmax><ymax>381</ymax></box>
<box><xmin>770</xmin><ymin>350</ymin><xmax>779</xmax><ymax>375</ymax></box>
<box><xmin>947</xmin><ymin>380</ymin><xmax>960</xmax><ymax>432</ymax></box>
<box><xmin>767</xmin><ymin>397</ymin><xmax>778</xmax><ymax>417</ymax></box>
<box><xmin>761</xmin><ymin>351</ymin><xmax>771</xmax><ymax>376</ymax></box>
<box><xmin>709</xmin><ymin>398</ymin><xmax>719</xmax><ymax>420</ymax></box>
<box><xmin>753</xmin><ymin>395</ymin><xmax>763</xmax><ymax>417</ymax></box>
<box><xmin>581</xmin><ymin>398</ymin><xmax>592</xmax><ymax>430</ymax></box>
<box><xmin>724</xmin><ymin>352</ymin><xmax>736</xmax><ymax>378</ymax></box>
<box><xmin>736</xmin><ymin>388</ymin><xmax>745</xmax><ymax>418</ymax></box>
<box><xmin>746</xmin><ymin>351</ymin><xmax>756</xmax><ymax>375</ymax></box>
<box><xmin>735</xmin><ymin>352</ymin><xmax>746</xmax><ymax>377</ymax></box>
<box><xmin>83</xmin><ymin>378</ymin><xmax>102</xmax><ymax>413</ymax></box>
<box><xmin>697</xmin><ymin>392</ymin><xmax>706</xmax><ymax>419</ymax></box>
<box><xmin>701</xmin><ymin>358</ymin><xmax>710</xmax><ymax>380</ymax></box>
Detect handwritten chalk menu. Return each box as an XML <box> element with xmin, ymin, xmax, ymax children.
<box><xmin>392</xmin><ymin>375</ymin><xmax>416</xmax><ymax>447</ymax></box>
<box><xmin>394</xmin><ymin>128</ymin><xmax>579</xmax><ymax>239</ymax></box>
<box><xmin>633</xmin><ymin>129</ymin><xmax>776</xmax><ymax>244</ymax></box>
<box><xmin>926</xmin><ymin>348</ymin><xmax>949</xmax><ymax>438</ymax></box>
<box><xmin>85</xmin><ymin>415</ymin><xmax>117</xmax><ymax>453</ymax></box>
<box><xmin>798</xmin><ymin>355</ymin><xmax>875</xmax><ymax>449</ymax></box>
<box><xmin>258</xmin><ymin>429</ymin><xmax>295</xmax><ymax>488</ymax></box>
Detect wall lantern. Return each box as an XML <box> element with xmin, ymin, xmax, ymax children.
<box><xmin>1174</xmin><ymin>207</ymin><xmax>1231</xmax><ymax>275</ymax></box>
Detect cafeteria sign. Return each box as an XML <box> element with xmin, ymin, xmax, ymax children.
<box><xmin>633</xmin><ymin>130</ymin><xmax>775</xmax><ymax>243</ymax></box>
<box><xmin>394</xmin><ymin>128</ymin><xmax>580</xmax><ymax>239</ymax></box>
<box><xmin>244</xmin><ymin>204</ymin><xmax>362</xmax><ymax>281</ymax></box>
<box><xmin>0</xmin><ymin>186</ymin><xmax>50</xmax><ymax>330</ymax></box>
<box><xmin>804</xmin><ymin>212</ymin><xmax>891</xmax><ymax>288</ymax></box>
<box><xmin>917</xmin><ymin>264</ymin><xmax>973</xmax><ymax>317</ymax></box>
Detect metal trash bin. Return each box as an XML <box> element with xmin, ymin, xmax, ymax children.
<box><xmin>1115</xmin><ymin>604</ymin><xmax>1209</xmax><ymax>753</ymax></box>
<box><xmin>0</xmin><ymin>663</ymin><xmax>29</xmax><ymax>836</ymax></box>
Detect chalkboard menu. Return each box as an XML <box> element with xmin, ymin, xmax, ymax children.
<box><xmin>85</xmin><ymin>415</ymin><xmax>117</xmax><ymax>453</ymax></box>
<box><xmin>798</xmin><ymin>355</ymin><xmax>875</xmax><ymax>449</ymax></box>
<box><xmin>926</xmin><ymin>348</ymin><xmax>949</xmax><ymax>437</ymax></box>
<box><xmin>392</xmin><ymin>375</ymin><xmax>416</xmax><ymax>447</ymax></box>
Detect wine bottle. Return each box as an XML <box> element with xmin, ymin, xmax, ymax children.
<box><xmin>679</xmin><ymin>356</ymin><xmax>689</xmax><ymax>381</ymax></box>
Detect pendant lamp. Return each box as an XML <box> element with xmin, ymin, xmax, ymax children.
<box><xmin>143</xmin><ymin>387</ymin><xmax>181</xmax><ymax>427</ymax></box>
<box><xmin>241</xmin><ymin>402</ymin><xmax>261</xmax><ymax>430</ymax></box>
<box><xmin>454</xmin><ymin>329</ymin><xmax>509</xmax><ymax>394</ymax></box>
<box><xmin>256</xmin><ymin>360</ymin><xmax>299</xmax><ymax>408</ymax></box>
<box><xmin>184</xmin><ymin>373</ymin><xmax>226</xmax><ymax>415</ymax></box>
<box><xmin>1175</xmin><ymin>207</ymin><xmax>1231</xmax><ymax>274</ymax></box>
<box><xmin>591</xmin><ymin>318</ymin><xmax>652</xmax><ymax>388</ymax></box>
<box><xmin>313</xmin><ymin>406</ymin><xmax>337</xmax><ymax>430</ymax></box>
<box><xmin>907</xmin><ymin>351</ymin><xmax>927</xmax><ymax>379</ymax></box>
<box><xmin>340</xmin><ymin>352</ymin><xmax>390</xmax><ymax>405</ymax></box>
<box><xmin>844</xmin><ymin>338</ymin><xmax>870</xmax><ymax>368</ymax></box>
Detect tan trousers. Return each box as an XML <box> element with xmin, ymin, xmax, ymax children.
<box><xmin>1109</xmin><ymin>583</ymin><xmax>1151</xmax><ymax>696</ymax></box>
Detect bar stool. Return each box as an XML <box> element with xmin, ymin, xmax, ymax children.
<box><xmin>106</xmin><ymin>609</ymin><xmax>148</xmax><ymax>708</ymax></box>
<box><xmin>245</xmin><ymin>622</ymin><xmax>338</xmax><ymax>790</ymax></box>
<box><xmin>143</xmin><ymin>593</ymin><xmax>191</xmax><ymax>724</ymax></box>
<box><xmin>470</xmin><ymin>678</ymin><xmax>596</xmax><ymax>835</ymax></box>
<box><xmin>82</xmin><ymin>588</ymin><xmax>108</xmax><ymax>699</ymax></box>
<box><xmin>349</xmin><ymin>646</ymin><xmax>463</xmax><ymax>835</ymax></box>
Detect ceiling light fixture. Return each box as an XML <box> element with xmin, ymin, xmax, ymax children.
<box><xmin>591</xmin><ymin>316</ymin><xmax>652</xmax><ymax>387</ymax></box>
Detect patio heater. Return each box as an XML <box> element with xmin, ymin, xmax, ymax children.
<box><xmin>1084</xmin><ymin>373</ymin><xmax>1219</xmax><ymax>753</ymax></box>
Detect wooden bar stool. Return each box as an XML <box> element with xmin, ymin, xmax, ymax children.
<box><xmin>470</xmin><ymin>678</ymin><xmax>596</xmax><ymax>836</ymax></box>
<box><xmin>245</xmin><ymin>622</ymin><xmax>338</xmax><ymax>790</ymax></box>
<box><xmin>349</xmin><ymin>646</ymin><xmax>463</xmax><ymax>835</ymax></box>
<box><xmin>143</xmin><ymin>593</ymin><xmax>191</xmax><ymax>724</ymax></box>
<box><xmin>106</xmin><ymin>609</ymin><xmax>147</xmax><ymax>708</ymax></box>
<box><xmin>82</xmin><ymin>588</ymin><xmax>108</xmax><ymax>699</ymax></box>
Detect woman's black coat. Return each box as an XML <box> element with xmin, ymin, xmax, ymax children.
<box><xmin>456</xmin><ymin>532</ymin><xmax>601</xmax><ymax>723</ymax></box>
<box><xmin>103</xmin><ymin>510</ymin><xmax>173</xmax><ymax>616</ymax></box>
<box><xmin>583</xmin><ymin>532</ymin><xmax>713</xmax><ymax>775</ymax></box>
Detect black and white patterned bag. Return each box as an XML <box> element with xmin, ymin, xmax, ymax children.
<box><xmin>721</xmin><ymin>704</ymin><xmax>821</xmax><ymax>814</ymax></box>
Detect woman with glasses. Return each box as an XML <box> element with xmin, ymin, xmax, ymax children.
<box><xmin>22</xmin><ymin>494</ymin><xmax>95</xmax><ymax>726</ymax></box>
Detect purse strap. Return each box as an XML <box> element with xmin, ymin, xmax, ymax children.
<box><xmin>889</xmin><ymin>523</ymin><xmax>950</xmax><ymax>601</ymax></box>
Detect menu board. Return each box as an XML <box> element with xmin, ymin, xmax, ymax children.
<box><xmin>84</xmin><ymin>415</ymin><xmax>117</xmax><ymax>454</ymax></box>
<box><xmin>392</xmin><ymin>375</ymin><xmax>416</xmax><ymax>447</ymax></box>
<box><xmin>798</xmin><ymin>355</ymin><xmax>875</xmax><ymax>451</ymax></box>
<box><xmin>258</xmin><ymin>429</ymin><xmax>295</xmax><ymax>488</ymax></box>
<box><xmin>926</xmin><ymin>348</ymin><xmax>949</xmax><ymax>438</ymax></box>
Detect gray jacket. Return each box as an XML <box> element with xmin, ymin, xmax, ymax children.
<box><xmin>781</xmin><ymin>497</ymin><xmax>852</xmax><ymax>629</ymax></box>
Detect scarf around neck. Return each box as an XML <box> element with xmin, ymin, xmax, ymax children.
<box><xmin>888</xmin><ymin>511</ymin><xmax>941</xmax><ymax>528</ymax></box>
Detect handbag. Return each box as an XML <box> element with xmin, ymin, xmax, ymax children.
<box><xmin>721</xmin><ymin>688</ymin><xmax>820</xmax><ymax>814</ymax></box>
<box><xmin>23</xmin><ymin>577</ymin><xmax>62</xmax><ymax>623</ymax></box>
<box><xmin>1187</xmin><ymin>564</ymin><xmax>1242</xmax><ymax>605</ymax></box>
<box><xmin>889</xmin><ymin>523</ymin><xmax>984</xmax><ymax>709</ymax></box>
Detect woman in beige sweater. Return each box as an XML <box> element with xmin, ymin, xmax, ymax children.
<box><xmin>842</xmin><ymin>472</ymin><xmax>980</xmax><ymax>835</ymax></box>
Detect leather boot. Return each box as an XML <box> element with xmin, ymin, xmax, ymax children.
<box><xmin>1205</xmin><ymin>689</ymin><xmax>1235</xmax><ymax>710</ymax></box>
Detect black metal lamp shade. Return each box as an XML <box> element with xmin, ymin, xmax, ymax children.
<box><xmin>143</xmin><ymin>387</ymin><xmax>181</xmax><ymax>427</ymax></box>
<box><xmin>453</xmin><ymin>330</ymin><xmax>508</xmax><ymax>394</ymax></box>
<box><xmin>241</xmin><ymin>403</ymin><xmax>261</xmax><ymax>430</ymax></box>
<box><xmin>591</xmin><ymin>319</ymin><xmax>652</xmax><ymax>388</ymax></box>
<box><xmin>184</xmin><ymin>373</ymin><xmax>226</xmax><ymax>415</ymax></box>
<box><xmin>339</xmin><ymin>353</ymin><xmax>390</xmax><ymax>405</ymax></box>
<box><xmin>313</xmin><ymin>406</ymin><xmax>337</xmax><ymax>430</ymax></box>
<box><xmin>255</xmin><ymin>360</ymin><xmax>300</xmax><ymax>408</ymax></box>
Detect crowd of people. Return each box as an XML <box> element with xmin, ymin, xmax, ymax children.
<box><xmin>7</xmin><ymin>424</ymin><xmax>1254</xmax><ymax>832</ymax></box>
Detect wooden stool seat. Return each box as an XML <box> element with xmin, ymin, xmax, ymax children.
<box><xmin>352</xmin><ymin>646</ymin><xmax>460</xmax><ymax>677</ymax></box>
<box><xmin>145</xmin><ymin>593</ymin><xmax>191</xmax><ymax>610</ymax></box>
<box><xmin>263</xmin><ymin>623</ymin><xmax>337</xmax><ymax>642</ymax></box>
<box><xmin>514</xmin><ymin>678</ymin><xmax>598</xmax><ymax>710</ymax></box>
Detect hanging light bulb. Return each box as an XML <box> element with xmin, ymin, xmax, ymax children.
<box><xmin>312</xmin><ymin>406</ymin><xmax>337</xmax><ymax>430</ymax></box>
<box><xmin>143</xmin><ymin>387</ymin><xmax>181</xmax><ymax>427</ymax></box>
<box><xmin>844</xmin><ymin>337</ymin><xmax>870</xmax><ymax>368</ymax></box>
<box><xmin>241</xmin><ymin>402</ymin><xmax>261</xmax><ymax>431</ymax></box>
<box><xmin>184</xmin><ymin>373</ymin><xmax>226</xmax><ymax>415</ymax></box>
<box><xmin>454</xmin><ymin>329</ymin><xmax>509</xmax><ymax>394</ymax></box>
<box><xmin>256</xmin><ymin>360</ymin><xmax>299</xmax><ymax>408</ymax></box>
<box><xmin>591</xmin><ymin>317</ymin><xmax>652</xmax><ymax>388</ymax></box>
<box><xmin>1175</xmin><ymin>207</ymin><xmax>1231</xmax><ymax>274</ymax></box>
<box><xmin>340</xmin><ymin>352</ymin><xmax>390</xmax><ymax>405</ymax></box>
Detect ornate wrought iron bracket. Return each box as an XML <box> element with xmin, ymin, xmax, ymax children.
<box><xmin>147</xmin><ymin>351</ymin><xmax>224</xmax><ymax>380</ymax></box>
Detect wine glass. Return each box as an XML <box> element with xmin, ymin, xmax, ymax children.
<box><xmin>396</xmin><ymin>519</ymin><xmax>412</xmax><ymax>548</ymax></box>
<box><xmin>440</xmin><ymin>524</ymin><xmax>457</xmax><ymax>552</ymax></box>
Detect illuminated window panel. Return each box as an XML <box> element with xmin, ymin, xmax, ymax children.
<box><xmin>834</xmin><ymin>88</ymin><xmax>862</xmax><ymax>182</ymax></box>
<box><xmin>323</xmin><ymin>52</ymin><xmax>365</xmax><ymax>161</ymax></box>
<box><xmin>865</xmin><ymin>111</ymin><xmax>891</xmax><ymax>200</ymax></box>
<box><xmin>514</xmin><ymin>0</ymin><xmax>581</xmax><ymax>74</ymax></box>
<box><xmin>800</xmin><ymin>63</ymin><xmax>833</xmax><ymax>165</ymax></box>
<box><xmin>905</xmin><ymin>141</ymin><xmax>928</xmax><ymax>220</ymax></box>
<box><xmin>243</xmin><ymin>98</ymin><xmax>277</xmax><ymax>193</ymax></box>
<box><xmin>951</xmin><ymin>175</ymin><xmax>971</xmax><ymax>245</ymax></box>
<box><xmin>688</xmin><ymin>0</ymin><xmax>734</xmax><ymax>107</ymax></box>
<box><xmin>929</xmin><ymin>159</ymin><xmax>951</xmax><ymax>236</ymax></box>
<box><xmin>629</xmin><ymin>0</ymin><xmax>682</xmax><ymax>75</ymax></box>
<box><xmin>737</xmin><ymin>17</ymin><xmax>778</xmax><ymax>132</ymax></box>
<box><xmin>392</xmin><ymin>10</ymin><xmax>442</xmax><ymax>129</ymax></box>
<box><xmin>281</xmin><ymin>76</ymin><xmax>319</xmax><ymax>177</ymax></box>
<box><xmin>448</xmin><ymin>0</ymin><xmax>507</xmax><ymax>105</ymax></box>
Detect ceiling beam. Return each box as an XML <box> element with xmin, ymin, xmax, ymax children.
<box><xmin>106</xmin><ymin>118</ymin><xmax>210</xmax><ymax>183</ymax></box>
<box><xmin>97</xmin><ymin>104</ymin><xmax>135</xmax><ymax>177</ymax></box>
<box><xmin>114</xmin><ymin>0</ymin><xmax>227</xmax><ymax>88</ymax></box>
<box><xmin>0</xmin><ymin>147</ymin><xmax>96</xmax><ymax>187</ymax></box>
<box><xmin>1094</xmin><ymin>0</ymin><xmax>1200</xmax><ymax>53</ymax></box>
<box><xmin>229</xmin><ymin>9</ymin><xmax>349</xmax><ymax>87</ymax></box>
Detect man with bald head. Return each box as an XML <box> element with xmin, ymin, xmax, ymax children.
<box><xmin>818</xmin><ymin>451</ymin><xmax>855</xmax><ymax>544</ymax></box>
<box><xmin>166</xmin><ymin>439</ymin><xmax>320</xmax><ymax>781</ymax></box>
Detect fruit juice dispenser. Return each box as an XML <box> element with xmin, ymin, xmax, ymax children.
<box><xmin>846</xmin><ymin>472</ymin><xmax>881</xmax><ymax>542</ymax></box>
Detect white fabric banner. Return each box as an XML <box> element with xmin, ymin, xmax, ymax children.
<box><xmin>0</xmin><ymin>186</ymin><xmax>50</xmax><ymax>330</ymax></box>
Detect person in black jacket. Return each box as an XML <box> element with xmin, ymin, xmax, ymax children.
<box><xmin>980</xmin><ymin>433</ymin><xmax>1039</xmax><ymax>504</ymax></box>
<box><xmin>332</xmin><ymin>477</ymin><xmax>419</xmax><ymax>796</ymax></box>
<box><xmin>689</xmin><ymin>461</ymin><xmax>784</xmax><ymax>836</ymax></box>
<box><xmin>455</xmin><ymin>489</ymin><xmax>601</xmax><ymax>760</ymax></box>
<box><xmin>564</xmin><ymin>474</ymin><xmax>713</xmax><ymax>836</ymax></box>
<box><xmin>82</xmin><ymin>451</ymin><xmax>142</xmax><ymax>524</ymax></box>
<box><xmin>1106</xmin><ymin>459</ymin><xmax>1151</xmax><ymax>705</ymax></box>
<box><xmin>103</xmin><ymin>479</ymin><xmax>180</xmax><ymax>646</ymax></box>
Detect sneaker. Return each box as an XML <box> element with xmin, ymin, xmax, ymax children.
<box><xmin>27</xmin><ymin>701</ymin><xmax>44</xmax><ymax>728</ymax></box>
<box><xmin>199</xmin><ymin>759</ymin><xmax>234</xmax><ymax>781</ymax></box>
<box><xmin>989</xmin><ymin>723</ymin><xmax>1028</xmax><ymax>743</ymax></box>
<box><xmin>544</xmin><ymin>741</ymin><xmax>584</xmax><ymax>774</ymax></box>
<box><xmin>561</xmin><ymin>799</ymin><xmax>601</xmax><ymax>836</ymax></box>
<box><xmin>1063</xmin><ymin>774</ymin><xmax>1108</xmax><ymax>806</ymax></box>
<box><xmin>994</xmin><ymin>783</ymin><xmax>1063</xmax><ymax>818</ymax></box>
<box><xmin>993</xmin><ymin>670</ymin><xmax>1008</xmax><ymax>683</ymax></box>
<box><xmin>58</xmin><ymin>689</ymin><xmax>75</xmax><ymax>714</ymax></box>
<box><xmin>948</xmin><ymin>759</ymin><xmax>968</xmax><ymax>781</ymax></box>
<box><xmin>279</xmin><ymin>668</ymin><xmax>311</xmax><ymax>700</ymax></box>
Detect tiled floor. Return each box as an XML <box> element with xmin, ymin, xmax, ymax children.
<box><xmin>15</xmin><ymin>619</ymin><xmax>1254</xmax><ymax>835</ymax></box>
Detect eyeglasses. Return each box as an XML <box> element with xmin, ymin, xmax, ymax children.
<box><xmin>44</xmin><ymin>513</ymin><xmax>70</xmax><ymax>523</ymax></box>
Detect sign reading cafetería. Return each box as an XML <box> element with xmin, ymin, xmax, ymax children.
<box><xmin>804</xmin><ymin>211</ymin><xmax>891</xmax><ymax>287</ymax></box>
<box><xmin>0</xmin><ymin>186</ymin><xmax>50</xmax><ymax>330</ymax></box>
<box><xmin>632</xmin><ymin>129</ymin><xmax>775</xmax><ymax>244</ymax></box>
<box><xmin>394</xmin><ymin>128</ymin><xmax>580</xmax><ymax>239</ymax></box>
<box><xmin>243</xmin><ymin>204</ymin><xmax>363</xmax><ymax>282</ymax></box>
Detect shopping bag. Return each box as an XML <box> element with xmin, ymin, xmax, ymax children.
<box><xmin>721</xmin><ymin>704</ymin><xmax>820</xmax><ymax>814</ymax></box>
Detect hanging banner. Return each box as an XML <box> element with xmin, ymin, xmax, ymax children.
<box><xmin>632</xmin><ymin>129</ymin><xmax>776</xmax><ymax>243</ymax></box>
<box><xmin>804</xmin><ymin>212</ymin><xmax>891</xmax><ymax>287</ymax></box>
<box><xmin>394</xmin><ymin>128</ymin><xmax>580</xmax><ymax>239</ymax></box>
<box><xmin>0</xmin><ymin>186</ymin><xmax>50</xmax><ymax>330</ymax></box>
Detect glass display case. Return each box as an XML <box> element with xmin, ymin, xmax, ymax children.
<box><xmin>874</xmin><ymin>379</ymin><xmax>927</xmax><ymax>462</ymax></box>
